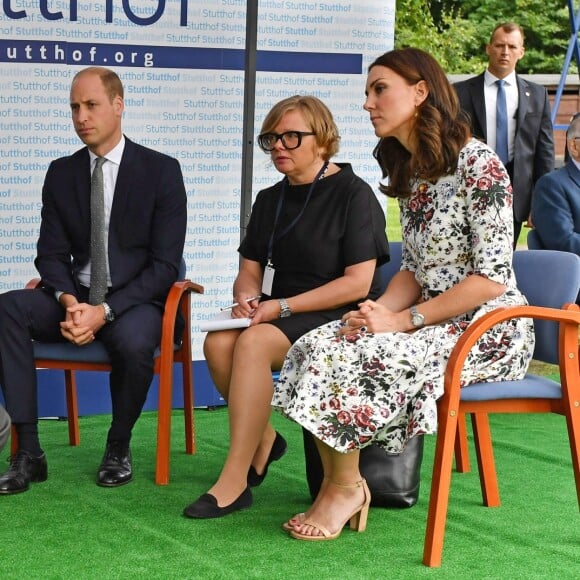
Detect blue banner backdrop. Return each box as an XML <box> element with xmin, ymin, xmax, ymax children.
<box><xmin>0</xmin><ymin>0</ymin><xmax>395</xmax><ymax>413</ymax></box>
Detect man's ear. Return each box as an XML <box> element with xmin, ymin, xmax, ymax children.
<box><xmin>114</xmin><ymin>95</ymin><xmax>124</xmax><ymax>117</ymax></box>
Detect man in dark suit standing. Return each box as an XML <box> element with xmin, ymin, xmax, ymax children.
<box><xmin>454</xmin><ymin>22</ymin><xmax>555</xmax><ymax>245</ymax></box>
<box><xmin>0</xmin><ymin>67</ymin><xmax>187</xmax><ymax>494</ymax></box>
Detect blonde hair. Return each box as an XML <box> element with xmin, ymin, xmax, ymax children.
<box><xmin>260</xmin><ymin>95</ymin><xmax>340</xmax><ymax>160</ymax></box>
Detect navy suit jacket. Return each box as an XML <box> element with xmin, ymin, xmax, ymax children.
<box><xmin>454</xmin><ymin>73</ymin><xmax>554</xmax><ymax>222</ymax></box>
<box><xmin>35</xmin><ymin>137</ymin><xmax>187</xmax><ymax>316</ymax></box>
<box><xmin>532</xmin><ymin>160</ymin><xmax>580</xmax><ymax>255</ymax></box>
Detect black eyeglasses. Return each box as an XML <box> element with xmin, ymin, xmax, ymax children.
<box><xmin>257</xmin><ymin>131</ymin><xmax>316</xmax><ymax>152</ymax></box>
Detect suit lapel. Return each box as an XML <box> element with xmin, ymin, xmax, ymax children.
<box><xmin>515</xmin><ymin>75</ymin><xmax>530</xmax><ymax>133</ymax></box>
<box><xmin>567</xmin><ymin>161</ymin><xmax>580</xmax><ymax>188</ymax></box>
<box><xmin>471</xmin><ymin>74</ymin><xmax>487</xmax><ymax>140</ymax></box>
<box><xmin>76</xmin><ymin>150</ymin><xmax>91</xmax><ymax>227</ymax></box>
<box><xmin>110</xmin><ymin>138</ymin><xmax>136</xmax><ymax>224</ymax></box>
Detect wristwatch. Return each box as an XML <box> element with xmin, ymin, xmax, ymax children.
<box><xmin>278</xmin><ymin>298</ymin><xmax>292</xmax><ymax>318</ymax></box>
<box><xmin>102</xmin><ymin>302</ymin><xmax>116</xmax><ymax>323</ymax></box>
<box><xmin>410</xmin><ymin>305</ymin><xmax>424</xmax><ymax>329</ymax></box>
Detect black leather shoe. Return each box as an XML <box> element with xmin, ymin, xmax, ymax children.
<box><xmin>183</xmin><ymin>487</ymin><xmax>253</xmax><ymax>519</ymax></box>
<box><xmin>0</xmin><ymin>450</ymin><xmax>48</xmax><ymax>495</ymax></box>
<box><xmin>247</xmin><ymin>431</ymin><xmax>287</xmax><ymax>487</ymax></box>
<box><xmin>97</xmin><ymin>441</ymin><xmax>132</xmax><ymax>487</ymax></box>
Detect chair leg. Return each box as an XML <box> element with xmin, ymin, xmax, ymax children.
<box><xmin>454</xmin><ymin>413</ymin><xmax>470</xmax><ymax>473</ymax></box>
<box><xmin>155</xmin><ymin>356</ymin><xmax>174</xmax><ymax>486</ymax></box>
<box><xmin>182</xmin><ymin>359</ymin><xmax>195</xmax><ymax>455</ymax></box>
<box><xmin>64</xmin><ymin>370</ymin><xmax>80</xmax><ymax>446</ymax></box>
<box><xmin>563</xmin><ymin>395</ymin><xmax>580</xmax><ymax>509</ymax></box>
<box><xmin>423</xmin><ymin>408</ymin><xmax>459</xmax><ymax>567</ymax></box>
<box><xmin>471</xmin><ymin>413</ymin><xmax>500</xmax><ymax>507</ymax></box>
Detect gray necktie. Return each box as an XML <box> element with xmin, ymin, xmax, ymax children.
<box><xmin>495</xmin><ymin>79</ymin><xmax>509</xmax><ymax>165</ymax></box>
<box><xmin>89</xmin><ymin>157</ymin><xmax>108</xmax><ymax>305</ymax></box>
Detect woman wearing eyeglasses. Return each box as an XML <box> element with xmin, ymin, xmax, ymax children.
<box><xmin>183</xmin><ymin>95</ymin><xmax>389</xmax><ymax>519</ymax></box>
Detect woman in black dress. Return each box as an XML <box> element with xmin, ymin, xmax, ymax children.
<box><xmin>183</xmin><ymin>95</ymin><xmax>389</xmax><ymax>519</ymax></box>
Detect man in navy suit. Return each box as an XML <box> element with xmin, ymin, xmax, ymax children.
<box><xmin>454</xmin><ymin>22</ymin><xmax>555</xmax><ymax>245</ymax></box>
<box><xmin>0</xmin><ymin>67</ymin><xmax>187</xmax><ymax>494</ymax></box>
<box><xmin>532</xmin><ymin>113</ymin><xmax>580</xmax><ymax>260</ymax></box>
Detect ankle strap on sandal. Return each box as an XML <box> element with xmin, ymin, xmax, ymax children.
<box><xmin>329</xmin><ymin>478</ymin><xmax>366</xmax><ymax>489</ymax></box>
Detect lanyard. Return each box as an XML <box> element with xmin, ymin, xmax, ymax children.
<box><xmin>266</xmin><ymin>161</ymin><xmax>329</xmax><ymax>264</ymax></box>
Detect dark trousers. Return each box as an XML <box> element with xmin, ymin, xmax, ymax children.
<box><xmin>0</xmin><ymin>288</ymin><xmax>162</xmax><ymax>442</ymax></box>
<box><xmin>0</xmin><ymin>404</ymin><xmax>10</xmax><ymax>453</ymax></box>
<box><xmin>505</xmin><ymin>160</ymin><xmax>523</xmax><ymax>248</ymax></box>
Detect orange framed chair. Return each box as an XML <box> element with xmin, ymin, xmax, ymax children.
<box><xmin>423</xmin><ymin>249</ymin><xmax>580</xmax><ymax>566</ymax></box>
<box><xmin>11</xmin><ymin>260</ymin><xmax>203</xmax><ymax>485</ymax></box>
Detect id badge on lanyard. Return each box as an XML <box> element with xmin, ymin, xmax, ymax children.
<box><xmin>264</xmin><ymin>161</ymin><xmax>328</xmax><ymax>296</ymax></box>
<box><xmin>262</xmin><ymin>260</ymin><xmax>275</xmax><ymax>296</ymax></box>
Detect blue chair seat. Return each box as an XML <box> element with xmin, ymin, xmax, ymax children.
<box><xmin>461</xmin><ymin>373</ymin><xmax>562</xmax><ymax>401</ymax></box>
<box><xmin>33</xmin><ymin>341</ymin><xmax>111</xmax><ymax>364</ymax></box>
<box><xmin>32</xmin><ymin>341</ymin><xmax>175</xmax><ymax>364</ymax></box>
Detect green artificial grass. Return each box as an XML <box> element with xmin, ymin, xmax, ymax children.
<box><xmin>1</xmin><ymin>408</ymin><xmax>578</xmax><ymax>579</ymax></box>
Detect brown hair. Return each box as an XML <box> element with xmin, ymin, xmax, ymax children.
<box><xmin>369</xmin><ymin>48</ymin><xmax>470</xmax><ymax>198</ymax></box>
<box><xmin>260</xmin><ymin>95</ymin><xmax>340</xmax><ymax>160</ymax></box>
<box><xmin>489</xmin><ymin>22</ymin><xmax>525</xmax><ymax>44</ymax></box>
<box><xmin>72</xmin><ymin>67</ymin><xmax>124</xmax><ymax>101</ymax></box>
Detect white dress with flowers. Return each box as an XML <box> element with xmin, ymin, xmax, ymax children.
<box><xmin>273</xmin><ymin>139</ymin><xmax>535</xmax><ymax>453</ymax></box>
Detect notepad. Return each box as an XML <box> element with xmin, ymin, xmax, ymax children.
<box><xmin>199</xmin><ymin>310</ymin><xmax>252</xmax><ymax>332</ymax></box>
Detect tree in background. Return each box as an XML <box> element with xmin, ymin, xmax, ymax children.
<box><xmin>395</xmin><ymin>0</ymin><xmax>575</xmax><ymax>74</ymax></box>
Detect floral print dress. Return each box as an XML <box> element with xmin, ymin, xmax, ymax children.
<box><xmin>273</xmin><ymin>139</ymin><xmax>535</xmax><ymax>453</ymax></box>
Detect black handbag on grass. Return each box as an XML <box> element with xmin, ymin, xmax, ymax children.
<box><xmin>302</xmin><ymin>429</ymin><xmax>424</xmax><ymax>508</ymax></box>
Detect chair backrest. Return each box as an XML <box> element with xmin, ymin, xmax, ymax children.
<box><xmin>526</xmin><ymin>228</ymin><xmax>545</xmax><ymax>250</ymax></box>
<box><xmin>513</xmin><ymin>249</ymin><xmax>580</xmax><ymax>364</ymax></box>
<box><xmin>178</xmin><ymin>258</ymin><xmax>187</xmax><ymax>280</ymax></box>
<box><xmin>379</xmin><ymin>246</ymin><xmax>580</xmax><ymax>363</ymax></box>
<box><xmin>379</xmin><ymin>241</ymin><xmax>402</xmax><ymax>292</ymax></box>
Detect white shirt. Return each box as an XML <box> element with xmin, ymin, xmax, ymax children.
<box><xmin>484</xmin><ymin>70</ymin><xmax>518</xmax><ymax>163</ymax></box>
<box><xmin>77</xmin><ymin>136</ymin><xmax>126</xmax><ymax>289</ymax></box>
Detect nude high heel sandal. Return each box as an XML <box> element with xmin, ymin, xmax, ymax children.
<box><xmin>289</xmin><ymin>479</ymin><xmax>371</xmax><ymax>541</ymax></box>
<box><xmin>282</xmin><ymin>478</ymin><xmax>328</xmax><ymax>532</ymax></box>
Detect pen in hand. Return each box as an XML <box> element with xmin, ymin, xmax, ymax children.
<box><xmin>220</xmin><ymin>295</ymin><xmax>262</xmax><ymax>311</ymax></box>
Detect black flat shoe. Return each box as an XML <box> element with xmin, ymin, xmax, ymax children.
<box><xmin>0</xmin><ymin>450</ymin><xmax>48</xmax><ymax>495</ymax></box>
<box><xmin>247</xmin><ymin>431</ymin><xmax>287</xmax><ymax>487</ymax></box>
<box><xmin>183</xmin><ymin>487</ymin><xmax>253</xmax><ymax>519</ymax></box>
<box><xmin>97</xmin><ymin>441</ymin><xmax>132</xmax><ymax>487</ymax></box>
